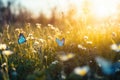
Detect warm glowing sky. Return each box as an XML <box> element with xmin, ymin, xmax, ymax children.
<box><xmin>17</xmin><ymin>0</ymin><xmax>74</xmax><ymax>18</ymax></box>
<box><xmin>3</xmin><ymin>0</ymin><xmax>120</xmax><ymax>18</ymax></box>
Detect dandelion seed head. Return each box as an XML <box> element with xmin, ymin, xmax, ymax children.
<box><xmin>28</xmin><ymin>33</ymin><xmax>33</xmax><ymax>37</ymax></box>
<box><xmin>111</xmin><ymin>44</ymin><xmax>117</xmax><ymax>50</ymax></box>
<box><xmin>51</xmin><ymin>26</ymin><xmax>56</xmax><ymax>30</ymax></box>
<box><xmin>44</xmin><ymin>56</ymin><xmax>47</xmax><ymax>59</ymax></box>
<box><xmin>86</xmin><ymin>41</ymin><xmax>93</xmax><ymax>45</ymax></box>
<box><xmin>84</xmin><ymin>36</ymin><xmax>88</xmax><ymax>40</ymax></box>
<box><xmin>52</xmin><ymin>60</ymin><xmax>58</xmax><ymax>64</ymax></box>
<box><xmin>78</xmin><ymin>44</ymin><xmax>86</xmax><ymax>50</ymax></box>
<box><xmin>31</xmin><ymin>36</ymin><xmax>34</xmax><ymax>40</ymax></box>
<box><xmin>12</xmin><ymin>68</ymin><xmax>16</xmax><ymax>71</ymax></box>
<box><xmin>36</xmin><ymin>23</ymin><xmax>41</xmax><ymax>29</ymax></box>
<box><xmin>78</xmin><ymin>44</ymin><xmax>83</xmax><ymax>49</ymax></box>
<box><xmin>61</xmin><ymin>71</ymin><xmax>66</xmax><ymax>79</ymax></box>
<box><xmin>1</xmin><ymin>63</ymin><xmax>7</xmax><ymax>67</ymax></box>
<box><xmin>61</xmin><ymin>75</ymin><xmax>66</xmax><ymax>79</ymax></box>
<box><xmin>39</xmin><ymin>38</ymin><xmax>45</xmax><ymax>43</ymax></box>
<box><xmin>111</xmin><ymin>44</ymin><xmax>120</xmax><ymax>52</ymax></box>
<box><xmin>118</xmin><ymin>60</ymin><xmax>120</xmax><ymax>62</ymax></box>
<box><xmin>90</xmin><ymin>60</ymin><xmax>92</xmax><ymax>63</ymax></box>
<box><xmin>48</xmin><ymin>24</ymin><xmax>53</xmax><ymax>27</ymax></box>
<box><xmin>9</xmin><ymin>42</ymin><xmax>14</xmax><ymax>45</ymax></box>
<box><xmin>15</xmin><ymin>28</ymin><xmax>20</xmax><ymax>32</ymax></box>
<box><xmin>48</xmin><ymin>24</ymin><xmax>56</xmax><ymax>31</ymax></box>
<box><xmin>27</xmin><ymin>34</ymin><xmax>34</xmax><ymax>40</ymax></box>
<box><xmin>33</xmin><ymin>41</ymin><xmax>39</xmax><ymax>46</ymax></box>
<box><xmin>59</xmin><ymin>55</ymin><xmax>68</xmax><ymax>61</ymax></box>
<box><xmin>0</xmin><ymin>44</ymin><xmax>7</xmax><ymax>50</ymax></box>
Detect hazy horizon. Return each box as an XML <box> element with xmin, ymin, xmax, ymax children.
<box><xmin>2</xmin><ymin>0</ymin><xmax>120</xmax><ymax>18</ymax></box>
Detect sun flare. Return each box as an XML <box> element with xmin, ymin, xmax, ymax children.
<box><xmin>90</xmin><ymin>0</ymin><xmax>119</xmax><ymax>18</ymax></box>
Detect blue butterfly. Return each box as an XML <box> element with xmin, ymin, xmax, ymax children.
<box><xmin>18</xmin><ymin>33</ymin><xmax>26</xmax><ymax>44</ymax></box>
<box><xmin>56</xmin><ymin>38</ymin><xmax>65</xmax><ymax>46</ymax></box>
<box><xmin>95</xmin><ymin>57</ymin><xmax>120</xmax><ymax>75</ymax></box>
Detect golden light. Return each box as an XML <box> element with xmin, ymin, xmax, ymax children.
<box><xmin>90</xmin><ymin>0</ymin><xmax>119</xmax><ymax>18</ymax></box>
<box><xmin>18</xmin><ymin>0</ymin><xmax>120</xmax><ymax>18</ymax></box>
<box><xmin>68</xmin><ymin>0</ymin><xmax>120</xmax><ymax>19</ymax></box>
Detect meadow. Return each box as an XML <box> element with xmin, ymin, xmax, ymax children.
<box><xmin>0</xmin><ymin>18</ymin><xmax>120</xmax><ymax>80</ymax></box>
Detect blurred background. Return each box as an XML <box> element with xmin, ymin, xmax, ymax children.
<box><xmin>0</xmin><ymin>0</ymin><xmax>120</xmax><ymax>29</ymax></box>
<box><xmin>0</xmin><ymin>1</ymin><xmax>120</xmax><ymax>80</ymax></box>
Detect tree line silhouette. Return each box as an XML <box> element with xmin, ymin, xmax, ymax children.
<box><xmin>0</xmin><ymin>0</ymin><xmax>67</xmax><ymax>26</ymax></box>
<box><xmin>0</xmin><ymin>0</ymin><xmax>120</xmax><ymax>31</ymax></box>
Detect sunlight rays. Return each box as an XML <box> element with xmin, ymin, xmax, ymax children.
<box><xmin>90</xmin><ymin>0</ymin><xmax>119</xmax><ymax>18</ymax></box>
<box><xmin>15</xmin><ymin>0</ymin><xmax>120</xmax><ymax>19</ymax></box>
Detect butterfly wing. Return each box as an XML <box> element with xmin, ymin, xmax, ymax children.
<box><xmin>61</xmin><ymin>38</ymin><xmax>65</xmax><ymax>45</ymax></box>
<box><xmin>112</xmin><ymin>62</ymin><xmax>120</xmax><ymax>72</ymax></box>
<box><xmin>95</xmin><ymin>57</ymin><xmax>114</xmax><ymax>75</ymax></box>
<box><xmin>18</xmin><ymin>33</ymin><xmax>26</xmax><ymax>44</ymax></box>
<box><xmin>56</xmin><ymin>38</ymin><xmax>64</xmax><ymax>46</ymax></box>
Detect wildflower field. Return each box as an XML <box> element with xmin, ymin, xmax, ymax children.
<box><xmin>0</xmin><ymin>20</ymin><xmax>120</xmax><ymax>80</ymax></box>
<box><xmin>0</xmin><ymin>0</ymin><xmax>120</xmax><ymax>80</ymax></box>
